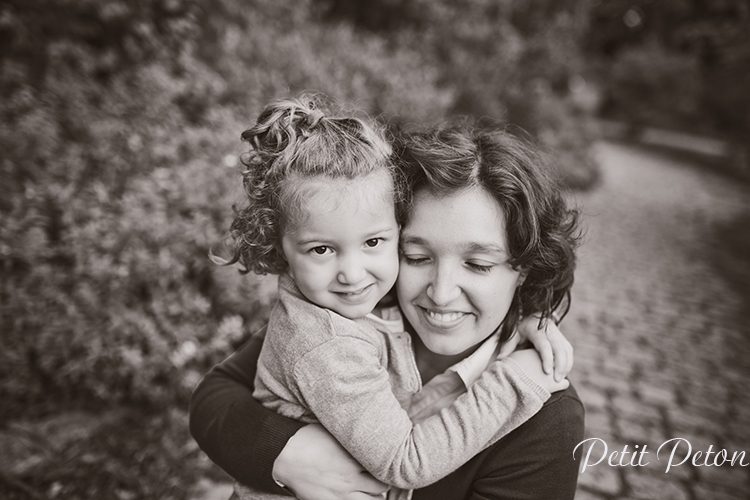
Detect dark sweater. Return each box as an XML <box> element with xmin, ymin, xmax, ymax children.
<box><xmin>189</xmin><ymin>328</ymin><xmax>585</xmax><ymax>499</ymax></box>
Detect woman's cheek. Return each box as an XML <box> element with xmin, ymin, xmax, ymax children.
<box><xmin>396</xmin><ymin>262</ymin><xmax>426</xmax><ymax>301</ymax></box>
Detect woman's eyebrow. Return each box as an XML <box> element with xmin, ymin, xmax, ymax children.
<box><xmin>400</xmin><ymin>235</ymin><xmax>427</xmax><ymax>246</ymax></box>
<box><xmin>465</xmin><ymin>242</ymin><xmax>507</xmax><ymax>256</ymax></box>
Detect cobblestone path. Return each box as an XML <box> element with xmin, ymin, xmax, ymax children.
<box><xmin>567</xmin><ymin>141</ymin><xmax>750</xmax><ymax>500</ymax></box>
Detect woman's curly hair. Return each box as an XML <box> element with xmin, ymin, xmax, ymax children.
<box><xmin>394</xmin><ymin>124</ymin><xmax>582</xmax><ymax>343</ymax></box>
<box><xmin>218</xmin><ymin>94</ymin><xmax>401</xmax><ymax>275</ymax></box>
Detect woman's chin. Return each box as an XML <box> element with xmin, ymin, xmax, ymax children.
<box><xmin>417</xmin><ymin>335</ymin><xmax>483</xmax><ymax>359</ymax></box>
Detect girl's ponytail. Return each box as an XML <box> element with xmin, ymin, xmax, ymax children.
<box><xmin>241</xmin><ymin>97</ymin><xmax>325</xmax><ymax>174</ymax></box>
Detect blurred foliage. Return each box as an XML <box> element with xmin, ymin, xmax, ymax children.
<box><xmin>0</xmin><ymin>408</ymin><xmax>220</xmax><ymax>499</ymax></box>
<box><xmin>1</xmin><ymin>0</ymin><xmax>597</xmax><ymax>413</ymax></box>
<box><xmin>0</xmin><ymin>0</ymin><xmax>598</xmax><ymax>496</ymax></box>
<box><xmin>587</xmin><ymin>0</ymin><xmax>750</xmax><ymax>148</ymax></box>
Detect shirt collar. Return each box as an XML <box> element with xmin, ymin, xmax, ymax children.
<box><xmin>448</xmin><ymin>331</ymin><xmax>501</xmax><ymax>387</ymax></box>
<box><xmin>366</xmin><ymin>306</ymin><xmax>404</xmax><ymax>333</ymax></box>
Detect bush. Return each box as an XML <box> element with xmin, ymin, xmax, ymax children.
<box><xmin>0</xmin><ymin>0</ymin><xmax>457</xmax><ymax>413</ymax></box>
<box><xmin>604</xmin><ymin>40</ymin><xmax>702</xmax><ymax>132</ymax></box>
<box><xmin>1</xmin><ymin>0</ymin><xmax>597</xmax><ymax>415</ymax></box>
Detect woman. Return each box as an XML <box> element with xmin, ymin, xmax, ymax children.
<box><xmin>190</xmin><ymin>125</ymin><xmax>585</xmax><ymax>500</ymax></box>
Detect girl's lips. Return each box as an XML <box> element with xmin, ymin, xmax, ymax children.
<box><xmin>333</xmin><ymin>283</ymin><xmax>375</xmax><ymax>304</ymax></box>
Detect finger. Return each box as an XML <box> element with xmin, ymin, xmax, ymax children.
<box><xmin>566</xmin><ymin>343</ymin><xmax>575</xmax><ymax>375</ymax></box>
<box><xmin>352</xmin><ymin>492</ymin><xmax>387</xmax><ymax>500</ymax></box>
<box><xmin>353</xmin><ymin>485</ymin><xmax>389</xmax><ymax>499</ymax></box>
<box><xmin>551</xmin><ymin>337</ymin><xmax>574</xmax><ymax>381</ymax></box>
<box><xmin>532</xmin><ymin>331</ymin><xmax>554</xmax><ymax>375</ymax></box>
<box><xmin>548</xmin><ymin>336</ymin><xmax>565</xmax><ymax>381</ymax></box>
<box><xmin>497</xmin><ymin>333</ymin><xmax>520</xmax><ymax>359</ymax></box>
<box><xmin>355</xmin><ymin>473</ymin><xmax>389</xmax><ymax>496</ymax></box>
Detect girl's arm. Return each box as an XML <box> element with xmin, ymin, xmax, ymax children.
<box><xmin>497</xmin><ymin>316</ymin><xmax>575</xmax><ymax>381</ymax></box>
<box><xmin>289</xmin><ymin>323</ymin><xmax>564</xmax><ymax>490</ymax></box>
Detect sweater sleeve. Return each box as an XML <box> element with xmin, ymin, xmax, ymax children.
<box><xmin>188</xmin><ymin>327</ymin><xmax>304</xmax><ymax>494</ymax></box>
<box><xmin>412</xmin><ymin>386</ymin><xmax>585</xmax><ymax>500</ymax></box>
<box><xmin>467</xmin><ymin>390</ymin><xmax>585</xmax><ymax>500</ymax></box>
<box><xmin>293</xmin><ymin>335</ymin><xmax>550</xmax><ymax>490</ymax></box>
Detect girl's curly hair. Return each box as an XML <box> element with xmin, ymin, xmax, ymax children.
<box><xmin>218</xmin><ymin>94</ymin><xmax>401</xmax><ymax>275</ymax></box>
<box><xmin>394</xmin><ymin>124</ymin><xmax>582</xmax><ymax>343</ymax></box>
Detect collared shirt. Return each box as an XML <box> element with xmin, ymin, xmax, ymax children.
<box><xmin>252</xmin><ymin>279</ymin><xmax>546</xmax><ymax>500</ymax></box>
<box><xmin>406</xmin><ymin>331</ymin><xmax>503</xmax><ymax>425</ymax></box>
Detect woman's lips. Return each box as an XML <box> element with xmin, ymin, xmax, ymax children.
<box><xmin>419</xmin><ymin>306</ymin><xmax>469</xmax><ymax>328</ymax></box>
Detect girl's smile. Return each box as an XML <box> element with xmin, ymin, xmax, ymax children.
<box><xmin>281</xmin><ymin>170</ymin><xmax>400</xmax><ymax>319</ymax></box>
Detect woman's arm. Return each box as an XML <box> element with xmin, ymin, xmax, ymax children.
<box><xmin>188</xmin><ymin>327</ymin><xmax>303</xmax><ymax>494</ymax></box>
<box><xmin>413</xmin><ymin>385</ymin><xmax>585</xmax><ymax>500</ymax></box>
<box><xmin>189</xmin><ymin>328</ymin><xmax>389</xmax><ymax>499</ymax></box>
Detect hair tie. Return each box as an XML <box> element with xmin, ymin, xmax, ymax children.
<box><xmin>306</xmin><ymin>109</ymin><xmax>324</xmax><ymax>129</ymax></box>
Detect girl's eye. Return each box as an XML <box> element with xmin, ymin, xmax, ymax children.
<box><xmin>365</xmin><ymin>238</ymin><xmax>381</xmax><ymax>248</ymax></box>
<box><xmin>468</xmin><ymin>262</ymin><xmax>493</xmax><ymax>273</ymax></box>
<box><xmin>310</xmin><ymin>246</ymin><xmax>331</xmax><ymax>255</ymax></box>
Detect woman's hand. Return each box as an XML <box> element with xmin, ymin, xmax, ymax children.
<box><xmin>508</xmin><ymin>349</ymin><xmax>570</xmax><ymax>394</ymax></box>
<box><xmin>273</xmin><ymin>424</ymin><xmax>390</xmax><ymax>500</ymax></box>
<box><xmin>498</xmin><ymin>316</ymin><xmax>574</xmax><ymax>382</ymax></box>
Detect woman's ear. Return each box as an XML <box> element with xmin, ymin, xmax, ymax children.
<box><xmin>517</xmin><ymin>270</ymin><xmax>528</xmax><ymax>287</ymax></box>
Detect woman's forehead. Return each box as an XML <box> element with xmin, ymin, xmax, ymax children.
<box><xmin>404</xmin><ymin>186</ymin><xmax>509</xmax><ymax>252</ymax></box>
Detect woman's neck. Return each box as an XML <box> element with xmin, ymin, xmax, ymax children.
<box><xmin>412</xmin><ymin>332</ymin><xmax>483</xmax><ymax>384</ymax></box>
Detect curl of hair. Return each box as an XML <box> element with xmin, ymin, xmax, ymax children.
<box><xmin>395</xmin><ymin>124</ymin><xmax>582</xmax><ymax>342</ymax></box>
<box><xmin>219</xmin><ymin>94</ymin><xmax>404</xmax><ymax>275</ymax></box>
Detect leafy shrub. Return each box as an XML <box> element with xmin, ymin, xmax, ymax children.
<box><xmin>1</xmin><ymin>0</ymin><xmax>597</xmax><ymax>415</ymax></box>
<box><xmin>604</xmin><ymin>40</ymin><xmax>702</xmax><ymax>132</ymax></box>
<box><xmin>0</xmin><ymin>0</ymin><xmax>457</xmax><ymax>413</ymax></box>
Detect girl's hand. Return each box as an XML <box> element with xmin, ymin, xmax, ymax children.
<box><xmin>497</xmin><ymin>316</ymin><xmax>574</xmax><ymax>382</ymax></box>
<box><xmin>508</xmin><ymin>349</ymin><xmax>570</xmax><ymax>394</ymax></box>
<box><xmin>273</xmin><ymin>424</ymin><xmax>390</xmax><ymax>500</ymax></box>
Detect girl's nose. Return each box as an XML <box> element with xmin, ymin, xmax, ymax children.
<box><xmin>337</xmin><ymin>254</ymin><xmax>367</xmax><ymax>285</ymax></box>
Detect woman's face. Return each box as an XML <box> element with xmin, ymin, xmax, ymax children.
<box><xmin>397</xmin><ymin>185</ymin><xmax>525</xmax><ymax>357</ymax></box>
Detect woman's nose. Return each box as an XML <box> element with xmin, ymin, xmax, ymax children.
<box><xmin>426</xmin><ymin>266</ymin><xmax>461</xmax><ymax>305</ymax></box>
<box><xmin>337</xmin><ymin>254</ymin><xmax>367</xmax><ymax>284</ymax></box>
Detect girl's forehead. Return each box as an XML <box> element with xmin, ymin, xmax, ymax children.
<box><xmin>284</xmin><ymin>170</ymin><xmax>395</xmax><ymax>226</ymax></box>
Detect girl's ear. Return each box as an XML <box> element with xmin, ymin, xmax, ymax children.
<box><xmin>275</xmin><ymin>240</ymin><xmax>291</xmax><ymax>273</ymax></box>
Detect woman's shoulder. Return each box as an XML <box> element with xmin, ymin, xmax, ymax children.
<box><xmin>544</xmin><ymin>383</ymin><xmax>584</xmax><ymax>411</ymax></box>
<box><xmin>537</xmin><ymin>383</ymin><xmax>585</xmax><ymax>433</ymax></box>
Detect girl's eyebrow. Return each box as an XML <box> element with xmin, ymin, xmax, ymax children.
<box><xmin>367</xmin><ymin>226</ymin><xmax>397</xmax><ymax>237</ymax></box>
<box><xmin>296</xmin><ymin>226</ymin><xmax>397</xmax><ymax>247</ymax></box>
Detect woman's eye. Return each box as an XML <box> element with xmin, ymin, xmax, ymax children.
<box><xmin>365</xmin><ymin>238</ymin><xmax>381</xmax><ymax>248</ymax></box>
<box><xmin>468</xmin><ymin>262</ymin><xmax>493</xmax><ymax>273</ymax></box>
<box><xmin>310</xmin><ymin>246</ymin><xmax>330</xmax><ymax>255</ymax></box>
<box><xmin>402</xmin><ymin>255</ymin><xmax>429</xmax><ymax>265</ymax></box>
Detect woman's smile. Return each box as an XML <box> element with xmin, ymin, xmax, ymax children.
<box><xmin>397</xmin><ymin>185</ymin><xmax>525</xmax><ymax>356</ymax></box>
<box><xmin>418</xmin><ymin>306</ymin><xmax>471</xmax><ymax>328</ymax></box>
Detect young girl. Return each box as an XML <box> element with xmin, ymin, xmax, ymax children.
<box><xmin>218</xmin><ymin>95</ymin><xmax>567</xmax><ymax>499</ymax></box>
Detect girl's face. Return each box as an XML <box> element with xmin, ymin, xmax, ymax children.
<box><xmin>397</xmin><ymin>185</ymin><xmax>525</xmax><ymax>357</ymax></box>
<box><xmin>281</xmin><ymin>170</ymin><xmax>400</xmax><ymax>319</ymax></box>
